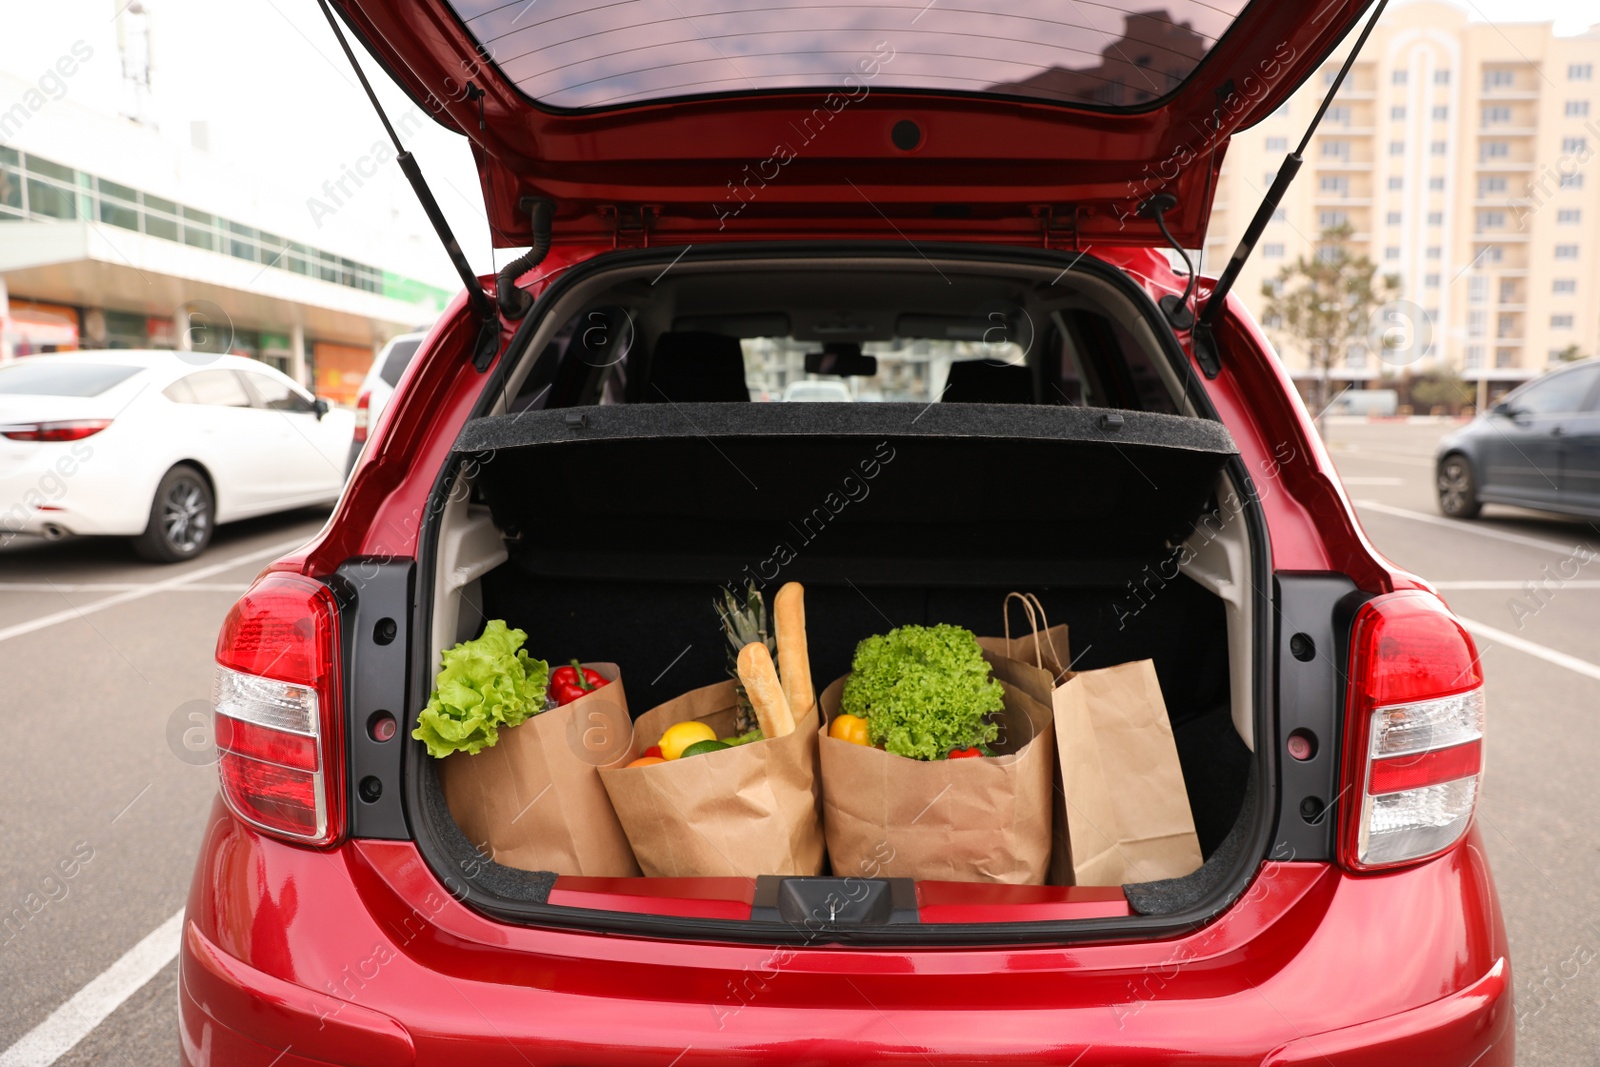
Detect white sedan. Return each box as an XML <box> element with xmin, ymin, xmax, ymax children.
<box><xmin>0</xmin><ymin>351</ymin><xmax>354</xmax><ymax>561</ymax></box>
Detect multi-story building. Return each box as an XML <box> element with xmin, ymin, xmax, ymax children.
<box><xmin>1208</xmin><ymin>1</ymin><xmax>1600</xmax><ymax>406</ymax></box>
<box><xmin>0</xmin><ymin>67</ymin><xmax>450</xmax><ymax>405</ymax></box>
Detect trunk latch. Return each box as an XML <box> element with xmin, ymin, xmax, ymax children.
<box><xmin>751</xmin><ymin>876</ymin><xmax>918</xmax><ymax>927</ymax></box>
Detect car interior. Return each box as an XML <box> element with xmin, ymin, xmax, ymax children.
<box><xmin>409</xmin><ymin>250</ymin><xmax>1266</xmax><ymax>933</ymax></box>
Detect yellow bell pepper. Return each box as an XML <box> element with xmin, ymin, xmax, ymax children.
<box><xmin>828</xmin><ymin>713</ymin><xmax>871</xmax><ymax>746</ymax></box>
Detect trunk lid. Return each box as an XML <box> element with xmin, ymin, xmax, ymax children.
<box><xmin>331</xmin><ymin>0</ymin><xmax>1377</xmax><ymax>248</ymax></box>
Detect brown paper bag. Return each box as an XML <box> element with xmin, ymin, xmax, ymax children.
<box><xmin>817</xmin><ymin>671</ymin><xmax>1055</xmax><ymax>885</ymax></box>
<box><xmin>978</xmin><ymin>593</ymin><xmax>1202</xmax><ymax>887</ymax></box>
<box><xmin>599</xmin><ymin>680</ymin><xmax>824</xmax><ymax>878</ymax></box>
<box><xmin>439</xmin><ymin>662</ymin><xmax>641</xmax><ymax>877</ymax></box>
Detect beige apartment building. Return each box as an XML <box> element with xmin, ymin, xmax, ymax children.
<box><xmin>1208</xmin><ymin>1</ymin><xmax>1600</xmax><ymax>405</ymax></box>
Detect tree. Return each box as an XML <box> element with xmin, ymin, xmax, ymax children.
<box><xmin>1554</xmin><ymin>343</ymin><xmax>1586</xmax><ymax>363</ymax></box>
<box><xmin>1259</xmin><ymin>225</ymin><xmax>1399</xmax><ymax>431</ymax></box>
<box><xmin>1409</xmin><ymin>370</ymin><xmax>1473</xmax><ymax>413</ymax></box>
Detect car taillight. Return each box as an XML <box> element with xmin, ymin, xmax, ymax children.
<box><xmin>213</xmin><ymin>574</ymin><xmax>345</xmax><ymax>847</ymax></box>
<box><xmin>1341</xmin><ymin>591</ymin><xmax>1485</xmax><ymax>871</ymax></box>
<box><xmin>353</xmin><ymin>391</ymin><xmax>370</xmax><ymax>444</ymax></box>
<box><xmin>0</xmin><ymin>419</ymin><xmax>112</xmax><ymax>441</ymax></box>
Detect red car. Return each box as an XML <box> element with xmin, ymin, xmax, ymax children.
<box><xmin>180</xmin><ymin>1</ymin><xmax>1510</xmax><ymax>1063</ymax></box>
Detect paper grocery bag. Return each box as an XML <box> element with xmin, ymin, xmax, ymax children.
<box><xmin>977</xmin><ymin>593</ymin><xmax>1202</xmax><ymax>887</ymax></box>
<box><xmin>599</xmin><ymin>680</ymin><xmax>824</xmax><ymax>878</ymax></box>
<box><xmin>818</xmin><ymin>674</ymin><xmax>1055</xmax><ymax>885</ymax></box>
<box><xmin>1054</xmin><ymin>661</ymin><xmax>1203</xmax><ymax>886</ymax></box>
<box><xmin>439</xmin><ymin>662</ymin><xmax>641</xmax><ymax>877</ymax></box>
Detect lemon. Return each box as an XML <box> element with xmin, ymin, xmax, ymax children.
<box><xmin>658</xmin><ymin>720</ymin><xmax>718</xmax><ymax>760</ymax></box>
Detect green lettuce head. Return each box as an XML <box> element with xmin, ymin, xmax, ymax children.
<box><xmin>840</xmin><ymin>623</ymin><xmax>1003</xmax><ymax>760</ymax></box>
<box><xmin>413</xmin><ymin>620</ymin><xmax>550</xmax><ymax>758</ymax></box>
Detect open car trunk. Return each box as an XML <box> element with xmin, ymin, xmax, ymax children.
<box><xmin>403</xmin><ymin>246</ymin><xmax>1268</xmax><ymax>944</ymax></box>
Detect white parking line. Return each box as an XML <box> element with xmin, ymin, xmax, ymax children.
<box><xmin>0</xmin><ymin>582</ymin><xmax>249</xmax><ymax>593</ymax></box>
<box><xmin>0</xmin><ymin>537</ymin><xmax>305</xmax><ymax>646</ymax></box>
<box><xmin>0</xmin><ymin>909</ymin><xmax>183</xmax><ymax>1067</ymax></box>
<box><xmin>1458</xmin><ymin>617</ymin><xmax>1600</xmax><ymax>685</ymax></box>
<box><xmin>1353</xmin><ymin>500</ymin><xmax>1588</xmax><ymax>556</ymax></box>
<box><xmin>1327</xmin><ymin>449</ymin><xmax>1433</xmax><ymax>468</ymax></box>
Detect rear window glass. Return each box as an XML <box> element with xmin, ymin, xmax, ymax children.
<box><xmin>379</xmin><ymin>339</ymin><xmax>422</xmax><ymax>388</ymax></box>
<box><xmin>0</xmin><ymin>361</ymin><xmax>142</xmax><ymax>396</ymax></box>
<box><xmin>447</xmin><ymin>0</ymin><xmax>1251</xmax><ymax>111</ymax></box>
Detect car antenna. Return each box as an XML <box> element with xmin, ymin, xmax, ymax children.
<box><xmin>313</xmin><ymin>0</ymin><xmax>505</xmax><ymax>370</ymax></box>
<box><xmin>1186</xmin><ymin>0</ymin><xmax>1391</xmax><ymax>379</ymax></box>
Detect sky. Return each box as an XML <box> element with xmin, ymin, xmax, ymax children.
<box><xmin>1</xmin><ymin>0</ymin><xmax>1597</xmax><ymax>293</ymax></box>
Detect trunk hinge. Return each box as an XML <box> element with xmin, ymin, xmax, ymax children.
<box><xmin>603</xmin><ymin>204</ymin><xmax>656</xmax><ymax>249</ymax></box>
<box><xmin>1031</xmin><ymin>204</ymin><xmax>1079</xmax><ymax>251</ymax></box>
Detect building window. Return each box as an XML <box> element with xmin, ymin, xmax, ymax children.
<box><xmin>1321</xmin><ymin>175</ymin><xmax>1349</xmax><ymax>194</ymax></box>
<box><xmin>1570</xmin><ymin>63</ymin><xmax>1594</xmax><ymax>81</ymax></box>
<box><xmin>1465</xmin><ymin>345</ymin><xmax>1484</xmax><ymax>369</ymax></box>
<box><xmin>1496</xmin><ymin>350</ymin><xmax>1515</xmax><ymax>369</ymax></box>
<box><xmin>1557</xmin><ymin>208</ymin><xmax>1581</xmax><ymax>224</ymax></box>
<box><xmin>1560</xmin><ymin>173</ymin><xmax>1583</xmax><ymax>189</ymax></box>
<box><xmin>1432</xmin><ymin>105</ymin><xmax>1449</xmax><ymax>120</ymax></box>
<box><xmin>1389</xmin><ymin>140</ymin><xmax>1405</xmax><ymax>156</ymax></box>
<box><xmin>1555</xmin><ymin>244</ymin><xmax>1580</xmax><ymax>259</ymax></box>
<box><xmin>1435</xmin><ymin>70</ymin><xmax>1451</xmax><ymax>85</ymax></box>
<box><xmin>1320</xmin><ymin>211</ymin><xmax>1348</xmax><ymax>228</ymax></box>
<box><xmin>1551</xmin><ymin>314</ymin><xmax>1574</xmax><ymax>328</ymax></box>
<box><xmin>1497</xmin><ymin>314</ymin><xmax>1516</xmax><ymax>338</ymax></box>
<box><xmin>1323</xmin><ymin>140</ymin><xmax>1351</xmax><ymax>160</ymax></box>
<box><xmin>1483</xmin><ymin>105</ymin><xmax>1512</xmax><ymax>125</ymax></box>
<box><xmin>1264</xmin><ymin>171</ymin><xmax>1278</xmax><ymax>186</ymax></box>
<box><xmin>1430</xmin><ymin>141</ymin><xmax>1448</xmax><ymax>155</ymax></box>
<box><xmin>1347</xmin><ymin>345</ymin><xmax>1368</xmax><ymax>370</ymax></box>
<box><xmin>1430</xmin><ymin>176</ymin><xmax>1446</xmax><ymax>190</ymax></box>
<box><xmin>1392</xmin><ymin>70</ymin><xmax>1409</xmax><ymax>85</ymax></box>
<box><xmin>1327</xmin><ymin>105</ymin><xmax>1350</xmax><ymax>125</ymax></box>
<box><xmin>1427</xmin><ymin>246</ymin><xmax>1442</xmax><ymax>259</ymax></box>
<box><xmin>1388</xmin><ymin>176</ymin><xmax>1404</xmax><ymax>189</ymax></box>
<box><xmin>1476</xmin><ymin>211</ymin><xmax>1505</xmax><ymax>229</ymax></box>
<box><xmin>1478</xmin><ymin>245</ymin><xmax>1503</xmax><ymax>263</ymax></box>
<box><xmin>1567</xmin><ymin>100</ymin><xmax>1591</xmax><ymax>117</ymax></box>
<box><xmin>1484</xmin><ymin>69</ymin><xmax>1514</xmax><ymax>90</ymax></box>
<box><xmin>1480</xmin><ymin>141</ymin><xmax>1509</xmax><ymax>160</ymax></box>
<box><xmin>1500</xmin><ymin>280</ymin><xmax>1518</xmax><ymax>303</ymax></box>
<box><xmin>1429</xmin><ymin>211</ymin><xmax>1445</xmax><ymax>225</ymax></box>
<box><xmin>1266</xmin><ymin>136</ymin><xmax>1288</xmax><ymax>151</ymax></box>
<box><xmin>1391</xmin><ymin>105</ymin><xmax>1407</xmax><ymax>120</ymax></box>
<box><xmin>1479</xmin><ymin>176</ymin><xmax>1507</xmax><ymax>195</ymax></box>
<box><xmin>1562</xmin><ymin>137</ymin><xmax>1588</xmax><ymax>154</ymax></box>
<box><xmin>1271</xmin><ymin>207</ymin><xmax>1287</xmax><ymax>222</ymax></box>
<box><xmin>1385</xmin><ymin>246</ymin><xmax>1401</xmax><ymax>260</ymax></box>
<box><xmin>1468</xmin><ymin>311</ymin><xmax>1486</xmax><ymax>337</ymax></box>
<box><xmin>1469</xmin><ymin>277</ymin><xmax>1488</xmax><ymax>303</ymax></box>
<box><xmin>1264</xmin><ymin>243</ymin><xmax>1285</xmax><ymax>258</ymax></box>
<box><xmin>1386</xmin><ymin>210</ymin><xmax>1402</xmax><ymax>224</ymax></box>
<box><xmin>1553</xmin><ymin>279</ymin><xmax>1577</xmax><ymax>294</ymax></box>
<box><xmin>1425</xmin><ymin>273</ymin><xmax>1441</xmax><ymax>287</ymax></box>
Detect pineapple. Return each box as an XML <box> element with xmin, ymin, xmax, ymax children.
<box><xmin>716</xmin><ymin>581</ymin><xmax>776</xmax><ymax>735</ymax></box>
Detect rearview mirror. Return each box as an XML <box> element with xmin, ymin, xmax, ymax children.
<box><xmin>313</xmin><ymin>398</ymin><xmax>330</xmax><ymax>420</ymax></box>
<box><xmin>803</xmin><ymin>343</ymin><xmax>878</xmax><ymax>378</ymax></box>
<box><xmin>1491</xmin><ymin>400</ymin><xmax>1517</xmax><ymax>418</ymax></box>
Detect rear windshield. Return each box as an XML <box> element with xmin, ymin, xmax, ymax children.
<box><xmin>0</xmin><ymin>361</ymin><xmax>143</xmax><ymax>397</ymax></box>
<box><xmin>379</xmin><ymin>339</ymin><xmax>422</xmax><ymax>388</ymax></box>
<box><xmin>447</xmin><ymin>0</ymin><xmax>1250</xmax><ymax>110</ymax></box>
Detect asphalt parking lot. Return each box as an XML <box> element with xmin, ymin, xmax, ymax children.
<box><xmin>1</xmin><ymin>420</ymin><xmax>1597</xmax><ymax>1065</ymax></box>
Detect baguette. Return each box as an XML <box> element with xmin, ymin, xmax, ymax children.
<box><xmin>773</xmin><ymin>581</ymin><xmax>814</xmax><ymax>722</ymax></box>
<box><xmin>737</xmin><ymin>641</ymin><xmax>795</xmax><ymax>738</ymax></box>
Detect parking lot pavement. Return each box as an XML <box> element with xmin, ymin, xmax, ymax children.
<box><xmin>2</xmin><ymin>423</ymin><xmax>1598</xmax><ymax>1065</ymax></box>
<box><xmin>0</xmin><ymin>510</ymin><xmax>328</xmax><ymax>1067</ymax></box>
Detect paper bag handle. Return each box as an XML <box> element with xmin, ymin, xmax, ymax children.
<box><xmin>1002</xmin><ymin>592</ymin><xmax>1063</xmax><ymax>674</ymax></box>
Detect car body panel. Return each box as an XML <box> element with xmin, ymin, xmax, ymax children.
<box><xmin>331</xmin><ymin>0</ymin><xmax>1379</xmax><ymax>248</ymax></box>
<box><xmin>180</xmin><ymin>799</ymin><xmax>1508</xmax><ymax>1065</ymax></box>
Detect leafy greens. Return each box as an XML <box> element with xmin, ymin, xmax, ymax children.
<box><xmin>413</xmin><ymin>620</ymin><xmax>550</xmax><ymax>758</ymax></box>
<box><xmin>840</xmin><ymin>624</ymin><xmax>1003</xmax><ymax>760</ymax></box>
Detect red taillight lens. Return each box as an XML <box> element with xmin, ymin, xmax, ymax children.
<box><xmin>353</xmin><ymin>392</ymin><xmax>371</xmax><ymax>444</ymax></box>
<box><xmin>1</xmin><ymin>419</ymin><xmax>113</xmax><ymax>442</ymax></box>
<box><xmin>1341</xmin><ymin>591</ymin><xmax>1485</xmax><ymax>871</ymax></box>
<box><xmin>213</xmin><ymin>574</ymin><xmax>344</xmax><ymax>847</ymax></box>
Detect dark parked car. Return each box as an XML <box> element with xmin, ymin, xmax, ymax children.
<box><xmin>1437</xmin><ymin>359</ymin><xmax>1600</xmax><ymax>519</ymax></box>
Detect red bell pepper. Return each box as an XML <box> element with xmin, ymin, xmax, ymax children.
<box><xmin>549</xmin><ymin>659</ymin><xmax>610</xmax><ymax>706</ymax></box>
<box><xmin>947</xmin><ymin>747</ymin><xmax>983</xmax><ymax>759</ymax></box>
